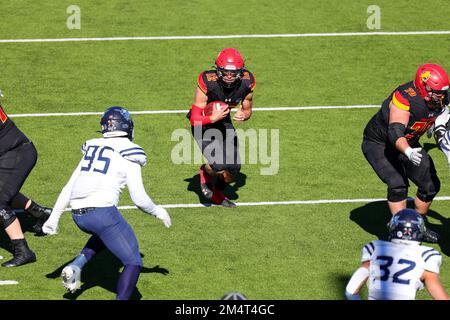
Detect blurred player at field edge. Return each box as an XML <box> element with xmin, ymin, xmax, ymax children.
<box><xmin>345</xmin><ymin>208</ymin><xmax>449</xmax><ymax>300</ymax></box>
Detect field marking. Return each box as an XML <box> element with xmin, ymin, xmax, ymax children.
<box><xmin>1</xmin><ymin>31</ymin><xmax>450</xmax><ymax>43</ymax></box>
<box><xmin>0</xmin><ymin>280</ymin><xmax>19</xmax><ymax>286</ymax></box>
<box><xmin>9</xmin><ymin>105</ymin><xmax>380</xmax><ymax>118</ymax></box>
<box><xmin>55</xmin><ymin>196</ymin><xmax>450</xmax><ymax>211</ymax></box>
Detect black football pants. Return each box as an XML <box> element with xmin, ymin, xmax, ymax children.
<box><xmin>362</xmin><ymin>139</ymin><xmax>440</xmax><ymax>202</ymax></box>
<box><xmin>191</xmin><ymin>121</ymin><xmax>241</xmax><ymax>176</ymax></box>
<box><xmin>0</xmin><ymin>141</ymin><xmax>38</xmax><ymax>210</ymax></box>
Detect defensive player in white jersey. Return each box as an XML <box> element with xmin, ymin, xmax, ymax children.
<box><xmin>345</xmin><ymin>208</ymin><xmax>449</xmax><ymax>300</ymax></box>
<box><xmin>42</xmin><ymin>106</ymin><xmax>171</xmax><ymax>300</ymax></box>
<box><xmin>432</xmin><ymin>106</ymin><xmax>450</xmax><ymax>168</ymax></box>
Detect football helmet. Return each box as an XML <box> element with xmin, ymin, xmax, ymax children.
<box><xmin>221</xmin><ymin>292</ymin><xmax>247</xmax><ymax>300</ymax></box>
<box><xmin>388</xmin><ymin>208</ymin><xmax>425</xmax><ymax>242</ymax></box>
<box><xmin>414</xmin><ymin>63</ymin><xmax>449</xmax><ymax>110</ymax></box>
<box><xmin>215</xmin><ymin>48</ymin><xmax>245</xmax><ymax>89</ymax></box>
<box><xmin>100</xmin><ymin>106</ymin><xmax>134</xmax><ymax>141</ymax></box>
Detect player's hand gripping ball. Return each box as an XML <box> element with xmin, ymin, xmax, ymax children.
<box><xmin>203</xmin><ymin>100</ymin><xmax>229</xmax><ymax>116</ymax></box>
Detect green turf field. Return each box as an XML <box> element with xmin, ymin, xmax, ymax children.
<box><xmin>1</xmin><ymin>1</ymin><xmax>450</xmax><ymax>300</ymax></box>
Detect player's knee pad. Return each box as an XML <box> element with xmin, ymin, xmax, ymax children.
<box><xmin>387</xmin><ymin>186</ymin><xmax>407</xmax><ymax>202</ymax></box>
<box><xmin>0</xmin><ymin>208</ymin><xmax>17</xmax><ymax>229</ymax></box>
<box><xmin>417</xmin><ymin>180</ymin><xmax>440</xmax><ymax>202</ymax></box>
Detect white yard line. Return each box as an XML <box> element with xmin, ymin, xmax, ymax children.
<box><xmin>56</xmin><ymin>196</ymin><xmax>449</xmax><ymax>211</ymax></box>
<box><xmin>0</xmin><ymin>280</ymin><xmax>19</xmax><ymax>286</ymax></box>
<box><xmin>9</xmin><ymin>105</ymin><xmax>380</xmax><ymax>118</ymax></box>
<box><xmin>1</xmin><ymin>31</ymin><xmax>450</xmax><ymax>43</ymax></box>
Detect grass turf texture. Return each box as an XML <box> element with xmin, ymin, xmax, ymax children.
<box><xmin>1</xmin><ymin>0</ymin><xmax>450</xmax><ymax>300</ymax></box>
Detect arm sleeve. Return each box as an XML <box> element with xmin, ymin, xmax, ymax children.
<box><xmin>189</xmin><ymin>104</ymin><xmax>212</xmax><ymax>126</ymax></box>
<box><xmin>49</xmin><ymin>162</ymin><xmax>83</xmax><ymax>221</ymax></box>
<box><xmin>125</xmin><ymin>161</ymin><xmax>158</xmax><ymax>215</ymax></box>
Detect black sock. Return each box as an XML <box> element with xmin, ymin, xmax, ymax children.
<box><xmin>11</xmin><ymin>193</ymin><xmax>30</xmax><ymax>210</ymax></box>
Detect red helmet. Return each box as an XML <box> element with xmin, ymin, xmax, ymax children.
<box><xmin>414</xmin><ymin>63</ymin><xmax>449</xmax><ymax>109</ymax></box>
<box><xmin>215</xmin><ymin>48</ymin><xmax>245</xmax><ymax>88</ymax></box>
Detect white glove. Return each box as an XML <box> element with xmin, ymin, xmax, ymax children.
<box><xmin>405</xmin><ymin>147</ymin><xmax>423</xmax><ymax>166</ymax></box>
<box><xmin>42</xmin><ymin>215</ymin><xmax>61</xmax><ymax>235</ymax></box>
<box><xmin>152</xmin><ymin>206</ymin><xmax>172</xmax><ymax>228</ymax></box>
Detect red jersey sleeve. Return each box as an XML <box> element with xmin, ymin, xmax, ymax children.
<box><xmin>197</xmin><ymin>72</ymin><xmax>207</xmax><ymax>94</ymax></box>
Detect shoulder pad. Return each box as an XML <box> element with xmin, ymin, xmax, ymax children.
<box><xmin>119</xmin><ymin>144</ymin><xmax>147</xmax><ymax>166</ymax></box>
<box><xmin>205</xmin><ymin>71</ymin><xmax>218</xmax><ymax>82</ymax></box>
<box><xmin>420</xmin><ymin>246</ymin><xmax>442</xmax><ymax>273</ymax></box>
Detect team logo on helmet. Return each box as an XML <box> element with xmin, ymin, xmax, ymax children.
<box><xmin>420</xmin><ymin>71</ymin><xmax>431</xmax><ymax>82</ymax></box>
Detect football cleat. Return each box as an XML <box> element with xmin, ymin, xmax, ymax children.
<box><xmin>1</xmin><ymin>239</ymin><xmax>36</xmax><ymax>268</ymax></box>
<box><xmin>211</xmin><ymin>188</ymin><xmax>236</xmax><ymax>208</ymax></box>
<box><xmin>422</xmin><ymin>228</ymin><xmax>440</xmax><ymax>243</ymax></box>
<box><xmin>220</xmin><ymin>198</ymin><xmax>237</xmax><ymax>208</ymax></box>
<box><xmin>26</xmin><ymin>202</ymin><xmax>52</xmax><ymax>235</ymax></box>
<box><xmin>61</xmin><ymin>265</ymin><xmax>82</xmax><ymax>293</ymax></box>
<box><xmin>422</xmin><ymin>215</ymin><xmax>440</xmax><ymax>243</ymax></box>
<box><xmin>199</xmin><ymin>165</ymin><xmax>214</xmax><ymax>200</ymax></box>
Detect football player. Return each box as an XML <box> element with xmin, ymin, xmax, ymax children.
<box><xmin>0</xmin><ymin>93</ymin><xmax>50</xmax><ymax>267</ymax></box>
<box><xmin>345</xmin><ymin>208</ymin><xmax>449</xmax><ymax>300</ymax></box>
<box><xmin>42</xmin><ymin>106</ymin><xmax>171</xmax><ymax>300</ymax></box>
<box><xmin>361</xmin><ymin>64</ymin><xmax>449</xmax><ymax>243</ymax></box>
<box><xmin>431</xmin><ymin>104</ymin><xmax>450</xmax><ymax>168</ymax></box>
<box><xmin>187</xmin><ymin>48</ymin><xmax>256</xmax><ymax>207</ymax></box>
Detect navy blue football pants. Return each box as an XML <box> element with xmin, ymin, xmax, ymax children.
<box><xmin>72</xmin><ymin>206</ymin><xmax>142</xmax><ymax>266</ymax></box>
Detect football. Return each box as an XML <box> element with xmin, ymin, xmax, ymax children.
<box><xmin>203</xmin><ymin>100</ymin><xmax>229</xmax><ymax>116</ymax></box>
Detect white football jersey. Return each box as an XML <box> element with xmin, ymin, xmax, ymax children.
<box><xmin>438</xmin><ymin>130</ymin><xmax>450</xmax><ymax>161</ymax></box>
<box><xmin>362</xmin><ymin>239</ymin><xmax>441</xmax><ymax>300</ymax></box>
<box><xmin>67</xmin><ymin>137</ymin><xmax>147</xmax><ymax>209</ymax></box>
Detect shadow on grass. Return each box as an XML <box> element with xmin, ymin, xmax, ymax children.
<box><xmin>349</xmin><ymin>200</ymin><xmax>450</xmax><ymax>256</ymax></box>
<box><xmin>331</xmin><ymin>274</ymin><xmax>350</xmax><ymax>300</ymax></box>
<box><xmin>422</xmin><ymin>142</ymin><xmax>438</xmax><ymax>153</ymax></box>
<box><xmin>184</xmin><ymin>171</ymin><xmax>247</xmax><ymax>204</ymax></box>
<box><xmin>45</xmin><ymin>250</ymin><xmax>169</xmax><ymax>300</ymax></box>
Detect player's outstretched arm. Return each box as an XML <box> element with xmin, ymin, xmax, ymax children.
<box><xmin>42</xmin><ymin>163</ymin><xmax>82</xmax><ymax>235</ymax></box>
<box><xmin>345</xmin><ymin>261</ymin><xmax>370</xmax><ymax>300</ymax></box>
<box><xmin>423</xmin><ymin>271</ymin><xmax>450</xmax><ymax>300</ymax></box>
<box><xmin>126</xmin><ymin>161</ymin><xmax>172</xmax><ymax>228</ymax></box>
